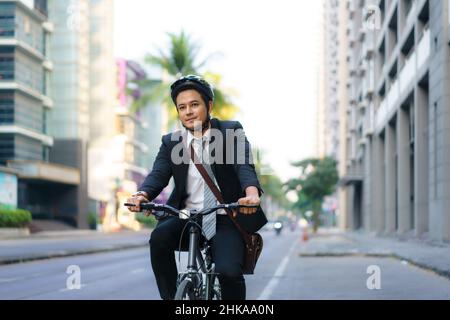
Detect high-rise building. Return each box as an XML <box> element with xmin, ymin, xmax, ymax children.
<box><xmin>112</xmin><ymin>59</ymin><xmax>164</xmax><ymax>230</ymax></box>
<box><xmin>86</xmin><ymin>0</ymin><xmax>118</xmax><ymax>229</ymax></box>
<box><xmin>324</xmin><ymin>0</ymin><xmax>342</xmax><ymax>161</ymax></box>
<box><xmin>46</xmin><ymin>0</ymin><xmax>90</xmax><ymax>228</ymax></box>
<box><xmin>329</xmin><ymin>0</ymin><xmax>450</xmax><ymax>242</ymax></box>
<box><xmin>317</xmin><ymin>0</ymin><xmax>349</xmax><ymax>226</ymax></box>
<box><xmin>0</xmin><ymin>0</ymin><xmax>82</xmax><ymax>226</ymax></box>
<box><xmin>114</xmin><ymin>59</ymin><xmax>161</xmax><ymax>189</ymax></box>
<box><xmin>317</xmin><ymin>1</ymin><xmax>327</xmax><ymax>159</ymax></box>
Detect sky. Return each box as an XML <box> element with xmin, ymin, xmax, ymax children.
<box><xmin>114</xmin><ymin>0</ymin><xmax>323</xmax><ymax>182</ymax></box>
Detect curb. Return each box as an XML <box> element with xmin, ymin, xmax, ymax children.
<box><xmin>0</xmin><ymin>228</ymin><xmax>30</xmax><ymax>239</ymax></box>
<box><xmin>0</xmin><ymin>229</ymin><xmax>152</xmax><ymax>240</ymax></box>
<box><xmin>0</xmin><ymin>243</ymin><xmax>148</xmax><ymax>266</ymax></box>
<box><xmin>298</xmin><ymin>251</ymin><xmax>450</xmax><ymax>280</ymax></box>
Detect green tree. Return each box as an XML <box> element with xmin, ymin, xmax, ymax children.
<box><xmin>286</xmin><ymin>157</ymin><xmax>338</xmax><ymax>232</ymax></box>
<box><xmin>132</xmin><ymin>30</ymin><xmax>239</xmax><ymax>127</ymax></box>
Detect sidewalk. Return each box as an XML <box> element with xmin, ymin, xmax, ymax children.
<box><xmin>298</xmin><ymin>228</ymin><xmax>450</xmax><ymax>279</ymax></box>
<box><xmin>0</xmin><ymin>229</ymin><xmax>152</xmax><ymax>265</ymax></box>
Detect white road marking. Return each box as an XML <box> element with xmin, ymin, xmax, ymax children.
<box><xmin>131</xmin><ymin>268</ymin><xmax>145</xmax><ymax>274</ymax></box>
<box><xmin>59</xmin><ymin>284</ymin><xmax>87</xmax><ymax>292</ymax></box>
<box><xmin>0</xmin><ymin>277</ymin><xmax>21</xmax><ymax>283</ymax></box>
<box><xmin>257</xmin><ymin>239</ymin><xmax>298</xmax><ymax>300</ymax></box>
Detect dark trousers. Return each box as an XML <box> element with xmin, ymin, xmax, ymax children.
<box><xmin>149</xmin><ymin>214</ymin><xmax>246</xmax><ymax>300</ymax></box>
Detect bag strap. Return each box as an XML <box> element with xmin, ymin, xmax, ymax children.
<box><xmin>189</xmin><ymin>143</ymin><xmax>251</xmax><ymax>242</ymax></box>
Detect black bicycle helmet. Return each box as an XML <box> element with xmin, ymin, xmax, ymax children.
<box><xmin>170</xmin><ymin>75</ymin><xmax>215</xmax><ymax>105</ymax></box>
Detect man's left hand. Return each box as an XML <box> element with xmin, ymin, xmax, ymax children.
<box><xmin>237</xmin><ymin>195</ymin><xmax>260</xmax><ymax>215</ymax></box>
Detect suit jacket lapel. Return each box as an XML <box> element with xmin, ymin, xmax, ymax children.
<box><xmin>209</xmin><ymin>119</ymin><xmax>220</xmax><ymax>179</ymax></box>
<box><xmin>173</xmin><ymin>130</ymin><xmax>189</xmax><ymax>197</ymax></box>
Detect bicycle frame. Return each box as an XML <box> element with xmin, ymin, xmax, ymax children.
<box><xmin>178</xmin><ymin>216</ymin><xmax>218</xmax><ymax>300</ymax></box>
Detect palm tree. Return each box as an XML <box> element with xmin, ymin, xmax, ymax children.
<box><xmin>131</xmin><ymin>30</ymin><xmax>239</xmax><ymax>127</ymax></box>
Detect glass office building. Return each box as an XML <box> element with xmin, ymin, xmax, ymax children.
<box><xmin>0</xmin><ymin>0</ymin><xmax>82</xmax><ymax>228</ymax></box>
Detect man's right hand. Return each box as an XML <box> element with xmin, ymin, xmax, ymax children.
<box><xmin>126</xmin><ymin>191</ymin><xmax>151</xmax><ymax>215</ymax></box>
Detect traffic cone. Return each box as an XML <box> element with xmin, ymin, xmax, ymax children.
<box><xmin>302</xmin><ymin>228</ymin><xmax>309</xmax><ymax>242</ymax></box>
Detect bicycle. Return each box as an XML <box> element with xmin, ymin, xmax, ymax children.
<box><xmin>124</xmin><ymin>201</ymin><xmax>257</xmax><ymax>300</ymax></box>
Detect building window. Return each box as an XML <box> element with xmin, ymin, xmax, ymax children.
<box><xmin>388</xmin><ymin>7</ymin><xmax>398</xmax><ymax>56</ymax></box>
<box><xmin>0</xmin><ymin>134</ymin><xmax>14</xmax><ymax>165</ymax></box>
<box><xmin>0</xmin><ymin>3</ymin><xmax>15</xmax><ymax>37</ymax></box>
<box><xmin>24</xmin><ymin>16</ymin><xmax>31</xmax><ymax>34</ymax></box>
<box><xmin>0</xmin><ymin>47</ymin><xmax>14</xmax><ymax>80</ymax></box>
<box><xmin>15</xmin><ymin>9</ymin><xmax>44</xmax><ymax>54</ymax></box>
<box><xmin>403</xmin><ymin>0</ymin><xmax>413</xmax><ymax>18</ymax></box>
<box><xmin>379</xmin><ymin>0</ymin><xmax>386</xmax><ymax>23</ymax></box>
<box><xmin>116</xmin><ymin>116</ymin><xmax>125</xmax><ymax>134</ymax></box>
<box><xmin>0</xmin><ymin>91</ymin><xmax>14</xmax><ymax>125</ymax></box>
<box><xmin>125</xmin><ymin>143</ymin><xmax>135</xmax><ymax>163</ymax></box>
<box><xmin>15</xmin><ymin>51</ymin><xmax>43</xmax><ymax>92</ymax></box>
<box><xmin>34</xmin><ymin>0</ymin><xmax>48</xmax><ymax>17</ymax></box>
<box><xmin>14</xmin><ymin>135</ymin><xmax>42</xmax><ymax>161</ymax></box>
<box><xmin>42</xmin><ymin>146</ymin><xmax>49</xmax><ymax>162</ymax></box>
<box><xmin>434</xmin><ymin>102</ymin><xmax>438</xmax><ymax>199</ymax></box>
<box><xmin>43</xmin><ymin>108</ymin><xmax>47</xmax><ymax>135</ymax></box>
<box><xmin>15</xmin><ymin>94</ymin><xmax>43</xmax><ymax>133</ymax></box>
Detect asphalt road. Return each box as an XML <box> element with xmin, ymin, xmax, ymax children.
<box><xmin>1</xmin><ymin>228</ymin><xmax>450</xmax><ymax>300</ymax></box>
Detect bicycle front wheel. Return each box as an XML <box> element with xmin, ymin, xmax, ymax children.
<box><xmin>174</xmin><ymin>279</ymin><xmax>196</xmax><ymax>300</ymax></box>
<box><xmin>210</xmin><ymin>274</ymin><xmax>221</xmax><ymax>300</ymax></box>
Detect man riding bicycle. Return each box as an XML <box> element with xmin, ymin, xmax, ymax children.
<box><xmin>127</xmin><ymin>75</ymin><xmax>267</xmax><ymax>300</ymax></box>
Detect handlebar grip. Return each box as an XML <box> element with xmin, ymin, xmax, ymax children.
<box><xmin>124</xmin><ymin>202</ymin><xmax>157</xmax><ymax>211</ymax></box>
<box><xmin>227</xmin><ymin>203</ymin><xmax>260</xmax><ymax>210</ymax></box>
<box><xmin>141</xmin><ymin>203</ymin><xmax>157</xmax><ymax>211</ymax></box>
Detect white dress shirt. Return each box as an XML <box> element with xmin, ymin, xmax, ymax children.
<box><xmin>183</xmin><ymin>128</ymin><xmax>227</xmax><ymax>215</ymax></box>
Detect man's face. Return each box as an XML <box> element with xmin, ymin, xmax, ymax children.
<box><xmin>176</xmin><ymin>89</ymin><xmax>212</xmax><ymax>131</ymax></box>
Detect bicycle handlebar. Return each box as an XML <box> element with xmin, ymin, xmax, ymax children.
<box><xmin>124</xmin><ymin>202</ymin><xmax>259</xmax><ymax>220</ymax></box>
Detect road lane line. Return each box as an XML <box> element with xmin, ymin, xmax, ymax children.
<box><xmin>0</xmin><ymin>277</ymin><xmax>21</xmax><ymax>283</ymax></box>
<box><xmin>257</xmin><ymin>238</ymin><xmax>298</xmax><ymax>300</ymax></box>
<box><xmin>131</xmin><ymin>268</ymin><xmax>145</xmax><ymax>274</ymax></box>
<box><xmin>59</xmin><ymin>284</ymin><xmax>87</xmax><ymax>292</ymax></box>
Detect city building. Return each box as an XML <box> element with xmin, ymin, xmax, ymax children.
<box><xmin>0</xmin><ymin>0</ymin><xmax>82</xmax><ymax>227</ymax></box>
<box><xmin>113</xmin><ymin>59</ymin><xmax>165</xmax><ymax>229</ymax></box>
<box><xmin>87</xmin><ymin>0</ymin><xmax>118</xmax><ymax>230</ymax></box>
<box><xmin>45</xmin><ymin>0</ymin><xmax>90</xmax><ymax>228</ymax></box>
<box><xmin>325</xmin><ymin>0</ymin><xmax>450</xmax><ymax>242</ymax></box>
<box><xmin>317</xmin><ymin>0</ymin><xmax>348</xmax><ymax>226</ymax></box>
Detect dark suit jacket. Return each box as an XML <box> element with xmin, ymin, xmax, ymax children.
<box><xmin>139</xmin><ymin>118</ymin><xmax>268</xmax><ymax>233</ymax></box>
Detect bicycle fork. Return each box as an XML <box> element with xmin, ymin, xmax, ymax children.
<box><xmin>183</xmin><ymin>225</ymin><xmax>217</xmax><ymax>300</ymax></box>
<box><xmin>177</xmin><ymin>225</ymin><xmax>202</xmax><ymax>298</ymax></box>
